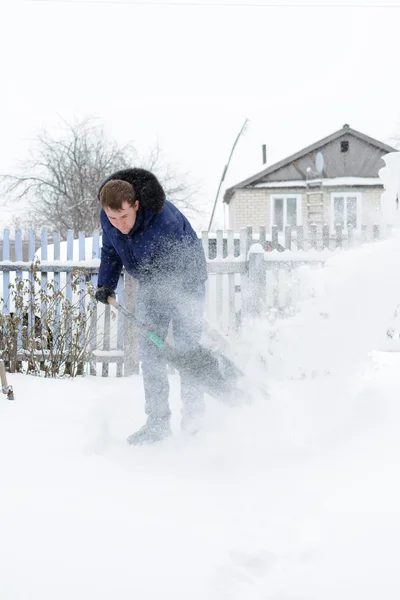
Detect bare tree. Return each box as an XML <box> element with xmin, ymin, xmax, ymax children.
<box><xmin>1</xmin><ymin>117</ymin><xmax>202</xmax><ymax>238</ymax></box>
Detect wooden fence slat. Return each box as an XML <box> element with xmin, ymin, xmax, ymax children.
<box><xmin>65</xmin><ymin>230</ymin><xmax>74</xmax><ymax>375</ymax></box>
<box><xmin>247</xmin><ymin>247</ymin><xmax>266</xmax><ymax>316</ymax></box>
<box><xmin>239</xmin><ymin>228</ymin><xmax>248</xmax><ymax>317</ymax></box>
<box><xmin>15</xmin><ymin>231</ymin><xmax>23</xmax><ymax>360</ymax></box>
<box><xmin>2</xmin><ymin>229</ymin><xmax>10</xmax><ymax>314</ymax></box>
<box><xmin>39</xmin><ymin>230</ymin><xmax>49</xmax><ymax>371</ymax></box>
<box><xmin>90</xmin><ymin>231</ymin><xmax>100</xmax><ymax>376</ymax></box>
<box><xmin>362</xmin><ymin>224</ymin><xmax>368</xmax><ymax>243</ymax></box>
<box><xmin>216</xmin><ymin>230</ymin><xmax>224</xmax><ymax>326</ymax></box>
<box><xmin>76</xmin><ymin>231</ymin><xmax>86</xmax><ymax>375</ymax></box>
<box><xmin>246</xmin><ymin>226</ymin><xmax>253</xmax><ymax>256</ymax></box>
<box><xmin>92</xmin><ymin>230</ymin><xmax>100</xmax><ymax>258</ymax></box>
<box><xmin>259</xmin><ymin>225</ymin><xmax>266</xmax><ymax>246</ymax></box>
<box><xmin>309</xmin><ymin>224</ymin><xmax>317</xmax><ymax>249</ymax></box>
<box><xmin>322</xmin><ymin>225</ymin><xmax>329</xmax><ymax>249</ymax></box>
<box><xmin>284</xmin><ymin>225</ymin><xmax>292</xmax><ymax>250</ymax></box>
<box><xmin>271</xmin><ymin>225</ymin><xmax>279</xmax><ymax>249</ymax></box>
<box><xmin>53</xmin><ymin>232</ymin><xmax>61</xmax><ymax>358</ymax></box>
<box><xmin>273</xmin><ymin>266</ymin><xmax>279</xmax><ymax>309</ymax></box>
<box><xmin>124</xmin><ymin>273</ymin><xmax>139</xmax><ymax>376</ymax></box>
<box><xmin>201</xmin><ymin>231</ymin><xmax>210</xmax><ymax>323</ymax></box>
<box><xmin>28</xmin><ymin>230</ymin><xmax>36</xmax><ymax>260</ymax></box>
<box><xmin>116</xmin><ymin>275</ymin><xmax>124</xmax><ymax>377</ymax></box>
<box><xmin>201</xmin><ymin>231</ymin><xmax>209</xmax><ymax>259</ymax></box>
<box><xmin>297</xmin><ymin>225</ymin><xmax>304</xmax><ymax>250</ymax></box>
<box><xmin>347</xmin><ymin>224</ymin><xmax>354</xmax><ymax>247</ymax></box>
<box><xmin>102</xmin><ymin>305</ymin><xmax>111</xmax><ymax>378</ymax></box>
<box><xmin>284</xmin><ymin>263</ymin><xmax>293</xmax><ymax>310</ymax></box>
<box><xmin>78</xmin><ymin>232</ymin><xmax>86</xmax><ymax>309</ymax></box>
<box><xmin>335</xmin><ymin>225</ymin><xmax>343</xmax><ymax>249</ymax></box>
<box><xmin>227</xmin><ymin>229</ymin><xmax>236</xmax><ymax>331</ymax></box>
<box><xmin>239</xmin><ymin>228</ymin><xmax>247</xmax><ymax>258</ymax></box>
<box><xmin>66</xmin><ymin>230</ymin><xmax>74</xmax><ymax>303</ymax></box>
<box><xmin>40</xmin><ymin>230</ymin><xmax>48</xmax><ymax>326</ymax></box>
<box><xmin>27</xmin><ymin>230</ymin><xmax>36</xmax><ymax>348</ymax></box>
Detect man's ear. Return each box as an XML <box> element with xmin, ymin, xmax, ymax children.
<box><xmin>134</xmin><ymin>200</ymin><xmax>139</xmax><ymax>211</ymax></box>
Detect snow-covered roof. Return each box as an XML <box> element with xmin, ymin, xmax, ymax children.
<box><xmin>254</xmin><ymin>177</ymin><xmax>383</xmax><ymax>189</ymax></box>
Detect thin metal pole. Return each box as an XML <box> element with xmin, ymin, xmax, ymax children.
<box><xmin>208</xmin><ymin>118</ymin><xmax>249</xmax><ymax>232</ymax></box>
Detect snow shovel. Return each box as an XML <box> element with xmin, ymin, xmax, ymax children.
<box><xmin>107</xmin><ymin>297</ymin><xmax>244</xmax><ymax>400</ymax></box>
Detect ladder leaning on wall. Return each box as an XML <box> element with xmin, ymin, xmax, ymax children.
<box><xmin>306</xmin><ymin>179</ymin><xmax>324</xmax><ymax>225</ymax></box>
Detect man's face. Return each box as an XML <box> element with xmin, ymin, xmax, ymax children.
<box><xmin>104</xmin><ymin>200</ymin><xmax>139</xmax><ymax>234</ymax></box>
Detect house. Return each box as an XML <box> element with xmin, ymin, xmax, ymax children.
<box><xmin>224</xmin><ymin>124</ymin><xmax>398</xmax><ymax>234</ymax></box>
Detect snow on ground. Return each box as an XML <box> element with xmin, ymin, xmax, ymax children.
<box><xmin>2</xmin><ymin>234</ymin><xmax>400</xmax><ymax>599</ymax></box>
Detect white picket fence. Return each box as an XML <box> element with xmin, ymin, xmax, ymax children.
<box><xmin>0</xmin><ymin>223</ymin><xmax>387</xmax><ymax>376</ymax></box>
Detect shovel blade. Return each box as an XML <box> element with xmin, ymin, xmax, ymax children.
<box><xmin>166</xmin><ymin>345</ymin><xmax>243</xmax><ymax>399</ymax></box>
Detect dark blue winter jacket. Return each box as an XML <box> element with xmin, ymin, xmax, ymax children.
<box><xmin>97</xmin><ymin>169</ymin><xmax>208</xmax><ymax>291</ymax></box>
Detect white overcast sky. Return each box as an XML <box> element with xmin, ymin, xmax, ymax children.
<box><xmin>1</xmin><ymin>0</ymin><xmax>400</xmax><ymax>229</ymax></box>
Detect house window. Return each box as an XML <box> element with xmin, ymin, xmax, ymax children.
<box><xmin>271</xmin><ymin>195</ymin><xmax>302</xmax><ymax>232</ymax></box>
<box><xmin>330</xmin><ymin>192</ymin><xmax>361</xmax><ymax>231</ymax></box>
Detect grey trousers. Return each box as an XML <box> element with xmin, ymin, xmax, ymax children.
<box><xmin>136</xmin><ymin>281</ymin><xmax>206</xmax><ymax>421</ymax></box>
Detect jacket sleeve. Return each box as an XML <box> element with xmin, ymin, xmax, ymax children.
<box><xmin>98</xmin><ymin>226</ymin><xmax>123</xmax><ymax>290</ymax></box>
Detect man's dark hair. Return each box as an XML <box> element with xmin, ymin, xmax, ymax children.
<box><xmin>99</xmin><ymin>179</ymin><xmax>136</xmax><ymax>210</ymax></box>
<box><xmin>98</xmin><ymin>168</ymin><xmax>166</xmax><ymax>213</ymax></box>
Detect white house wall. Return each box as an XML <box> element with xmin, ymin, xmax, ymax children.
<box><xmin>228</xmin><ymin>189</ymin><xmax>268</xmax><ymax>231</ymax></box>
<box><xmin>229</xmin><ymin>186</ymin><xmax>383</xmax><ymax>232</ymax></box>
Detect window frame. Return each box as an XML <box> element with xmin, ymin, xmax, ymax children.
<box><xmin>270</xmin><ymin>194</ymin><xmax>302</xmax><ymax>232</ymax></box>
<box><xmin>330</xmin><ymin>191</ymin><xmax>362</xmax><ymax>232</ymax></box>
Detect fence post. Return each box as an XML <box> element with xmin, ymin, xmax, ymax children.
<box><xmin>245</xmin><ymin>244</ymin><xmax>266</xmax><ymax>317</ymax></box>
<box><xmin>124</xmin><ymin>273</ymin><xmax>139</xmax><ymax>376</ymax></box>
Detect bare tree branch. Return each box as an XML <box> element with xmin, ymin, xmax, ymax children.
<box><xmin>0</xmin><ymin>116</ymin><xmax>203</xmax><ymax>238</ymax></box>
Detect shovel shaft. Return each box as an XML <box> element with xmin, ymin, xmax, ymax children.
<box><xmin>107</xmin><ymin>296</ymin><xmax>165</xmax><ymax>348</ymax></box>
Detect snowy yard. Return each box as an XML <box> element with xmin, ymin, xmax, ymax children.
<box><xmin>1</xmin><ymin>356</ymin><xmax>400</xmax><ymax>599</ymax></box>
<box><xmin>2</xmin><ymin>234</ymin><xmax>400</xmax><ymax>599</ymax></box>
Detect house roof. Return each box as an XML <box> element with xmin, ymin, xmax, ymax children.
<box><xmin>223</xmin><ymin>124</ymin><xmax>398</xmax><ymax>203</ymax></box>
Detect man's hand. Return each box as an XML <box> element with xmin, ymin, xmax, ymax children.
<box><xmin>95</xmin><ymin>286</ymin><xmax>116</xmax><ymax>305</ymax></box>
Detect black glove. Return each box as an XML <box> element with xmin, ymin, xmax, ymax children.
<box><xmin>95</xmin><ymin>286</ymin><xmax>116</xmax><ymax>305</ymax></box>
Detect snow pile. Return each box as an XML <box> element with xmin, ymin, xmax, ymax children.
<box><xmin>238</xmin><ymin>234</ymin><xmax>400</xmax><ymax>385</ymax></box>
